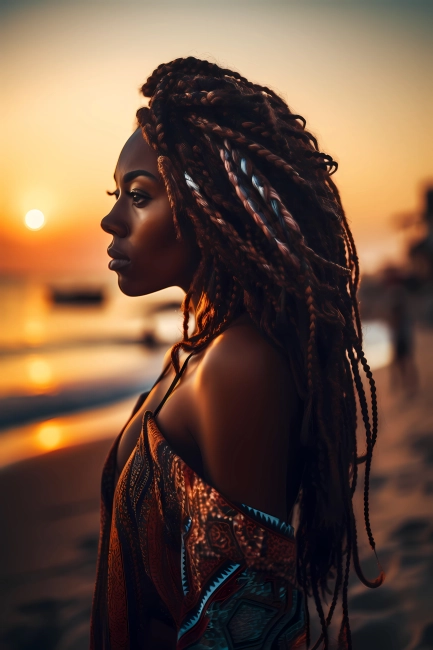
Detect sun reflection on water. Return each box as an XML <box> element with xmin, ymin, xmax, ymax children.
<box><xmin>36</xmin><ymin>421</ymin><xmax>62</xmax><ymax>450</ymax></box>
<box><xmin>23</xmin><ymin>320</ymin><xmax>46</xmax><ymax>346</ymax></box>
<box><xmin>26</xmin><ymin>355</ymin><xmax>55</xmax><ymax>393</ymax></box>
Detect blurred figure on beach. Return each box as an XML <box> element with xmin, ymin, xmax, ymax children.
<box><xmin>389</xmin><ymin>284</ymin><xmax>418</xmax><ymax>395</ymax></box>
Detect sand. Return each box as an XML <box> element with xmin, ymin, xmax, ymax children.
<box><xmin>1</xmin><ymin>328</ymin><xmax>433</xmax><ymax>650</ymax></box>
<box><xmin>0</xmin><ymin>438</ymin><xmax>112</xmax><ymax>650</ymax></box>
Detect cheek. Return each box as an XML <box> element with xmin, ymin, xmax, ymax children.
<box><xmin>133</xmin><ymin>199</ymin><xmax>177</xmax><ymax>252</ymax></box>
<box><xmin>116</xmin><ymin>189</ymin><xmax>202</xmax><ymax>298</ymax></box>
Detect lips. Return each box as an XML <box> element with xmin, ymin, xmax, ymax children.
<box><xmin>107</xmin><ymin>247</ymin><xmax>131</xmax><ymax>271</ymax></box>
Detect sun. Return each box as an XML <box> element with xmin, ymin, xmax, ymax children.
<box><xmin>25</xmin><ymin>209</ymin><xmax>45</xmax><ymax>230</ymax></box>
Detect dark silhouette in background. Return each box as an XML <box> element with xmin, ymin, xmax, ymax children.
<box><xmin>389</xmin><ymin>286</ymin><xmax>418</xmax><ymax>394</ymax></box>
<box><xmin>410</xmin><ymin>189</ymin><xmax>433</xmax><ymax>284</ymax></box>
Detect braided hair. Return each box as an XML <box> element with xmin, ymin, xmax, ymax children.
<box><xmin>136</xmin><ymin>56</ymin><xmax>384</xmax><ymax>649</ymax></box>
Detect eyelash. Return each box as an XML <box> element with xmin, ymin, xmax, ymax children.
<box><xmin>106</xmin><ymin>189</ymin><xmax>150</xmax><ymax>206</ymax></box>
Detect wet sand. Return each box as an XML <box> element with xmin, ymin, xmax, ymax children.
<box><xmin>0</xmin><ymin>438</ymin><xmax>113</xmax><ymax>650</ymax></box>
<box><xmin>1</xmin><ymin>329</ymin><xmax>432</xmax><ymax>649</ymax></box>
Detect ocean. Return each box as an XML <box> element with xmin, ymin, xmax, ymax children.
<box><xmin>0</xmin><ymin>274</ymin><xmax>392</xmax><ymax>467</ymax></box>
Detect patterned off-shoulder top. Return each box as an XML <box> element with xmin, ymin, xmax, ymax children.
<box><xmin>90</xmin><ymin>353</ymin><xmax>306</xmax><ymax>649</ymax></box>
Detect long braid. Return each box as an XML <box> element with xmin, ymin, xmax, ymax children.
<box><xmin>218</xmin><ymin>141</ymin><xmax>302</xmax><ymax>275</ymax></box>
<box><xmin>338</xmin><ymin>519</ymin><xmax>353</xmax><ymax>650</ymax></box>
<box><xmin>188</xmin><ymin>116</ymin><xmax>343</xmax><ymax>222</ymax></box>
<box><xmin>135</xmin><ymin>57</ymin><xmax>384</xmax><ymax>648</ymax></box>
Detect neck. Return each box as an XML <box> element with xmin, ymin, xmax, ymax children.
<box><xmin>184</xmin><ymin>283</ymin><xmax>247</xmax><ymax>340</ymax></box>
<box><xmin>189</xmin><ymin>285</ymin><xmax>205</xmax><ymax>337</ymax></box>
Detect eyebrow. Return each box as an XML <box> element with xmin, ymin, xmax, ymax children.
<box><xmin>115</xmin><ymin>169</ymin><xmax>159</xmax><ymax>184</ymax></box>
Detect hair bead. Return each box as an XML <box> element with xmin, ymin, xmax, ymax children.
<box><xmin>184</xmin><ymin>171</ymin><xmax>200</xmax><ymax>191</ymax></box>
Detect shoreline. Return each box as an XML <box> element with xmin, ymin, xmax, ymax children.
<box><xmin>0</xmin><ymin>395</ymin><xmax>139</xmax><ymax>470</ymax></box>
<box><xmin>0</xmin><ymin>345</ymin><xmax>167</xmax><ymax>432</ymax></box>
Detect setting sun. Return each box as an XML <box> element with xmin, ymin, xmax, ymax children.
<box><xmin>24</xmin><ymin>209</ymin><xmax>45</xmax><ymax>231</ymax></box>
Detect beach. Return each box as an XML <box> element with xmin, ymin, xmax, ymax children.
<box><xmin>0</xmin><ymin>439</ymin><xmax>111</xmax><ymax>650</ymax></box>
<box><xmin>1</xmin><ymin>327</ymin><xmax>432</xmax><ymax>649</ymax></box>
<box><xmin>348</xmin><ymin>327</ymin><xmax>433</xmax><ymax>650</ymax></box>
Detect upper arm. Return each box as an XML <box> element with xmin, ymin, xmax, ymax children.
<box><xmin>193</xmin><ymin>329</ymin><xmax>301</xmax><ymax>521</ymax></box>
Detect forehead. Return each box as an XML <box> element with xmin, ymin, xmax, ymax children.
<box><xmin>114</xmin><ymin>129</ymin><xmax>160</xmax><ymax>181</ymax></box>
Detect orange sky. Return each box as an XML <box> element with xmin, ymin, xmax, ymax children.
<box><xmin>1</xmin><ymin>0</ymin><xmax>432</xmax><ymax>276</ymax></box>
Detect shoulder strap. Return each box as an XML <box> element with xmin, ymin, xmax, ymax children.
<box><xmin>153</xmin><ymin>352</ymin><xmax>195</xmax><ymax>417</ymax></box>
<box><xmin>124</xmin><ymin>357</ymin><xmax>173</xmax><ymax>426</ymax></box>
<box><xmin>150</xmin><ymin>358</ymin><xmax>173</xmax><ymax>393</ymax></box>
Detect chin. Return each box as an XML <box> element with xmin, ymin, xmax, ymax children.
<box><xmin>117</xmin><ymin>275</ymin><xmax>162</xmax><ymax>298</ymax></box>
<box><xmin>117</xmin><ymin>275</ymin><xmax>147</xmax><ymax>297</ymax></box>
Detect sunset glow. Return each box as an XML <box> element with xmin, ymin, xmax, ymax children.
<box><xmin>1</xmin><ymin>2</ymin><xmax>432</xmax><ymax>275</ymax></box>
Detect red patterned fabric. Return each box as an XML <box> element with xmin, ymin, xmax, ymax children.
<box><xmin>90</xmin><ymin>405</ymin><xmax>306</xmax><ymax>649</ymax></box>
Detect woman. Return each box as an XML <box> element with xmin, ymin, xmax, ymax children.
<box><xmin>91</xmin><ymin>57</ymin><xmax>384</xmax><ymax>649</ymax></box>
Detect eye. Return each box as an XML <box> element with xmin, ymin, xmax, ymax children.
<box><xmin>129</xmin><ymin>189</ymin><xmax>151</xmax><ymax>207</ymax></box>
<box><xmin>107</xmin><ymin>189</ymin><xmax>119</xmax><ymax>200</ymax></box>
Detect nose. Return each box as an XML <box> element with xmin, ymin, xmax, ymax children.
<box><xmin>100</xmin><ymin>205</ymin><xmax>129</xmax><ymax>238</ymax></box>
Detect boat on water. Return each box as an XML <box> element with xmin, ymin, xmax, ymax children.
<box><xmin>49</xmin><ymin>287</ymin><xmax>105</xmax><ymax>306</ymax></box>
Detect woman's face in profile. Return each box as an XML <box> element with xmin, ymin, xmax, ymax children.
<box><xmin>101</xmin><ymin>128</ymin><xmax>199</xmax><ymax>296</ymax></box>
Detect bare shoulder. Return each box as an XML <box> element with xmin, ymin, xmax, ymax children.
<box><xmin>200</xmin><ymin>324</ymin><xmax>288</xmax><ymax>388</ymax></box>
<box><xmin>195</xmin><ymin>324</ymin><xmax>297</xmax><ymax>419</ymax></box>
<box><xmin>191</xmin><ymin>316</ymin><xmax>302</xmax><ymax>521</ymax></box>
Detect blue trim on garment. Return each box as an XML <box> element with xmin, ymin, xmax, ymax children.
<box><xmin>177</xmin><ymin>561</ymin><xmax>241</xmax><ymax>640</ymax></box>
<box><xmin>282</xmin><ymin>590</ymin><xmax>306</xmax><ymax>641</ymax></box>
<box><xmin>180</xmin><ymin>517</ymin><xmax>192</xmax><ymax>596</ymax></box>
<box><xmin>239</xmin><ymin>503</ymin><xmax>295</xmax><ymax>538</ymax></box>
